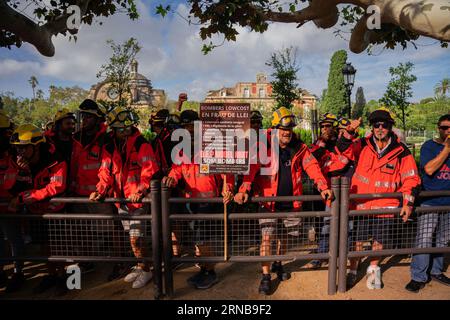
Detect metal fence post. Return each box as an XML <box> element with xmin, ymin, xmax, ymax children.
<box><xmin>338</xmin><ymin>177</ymin><xmax>350</xmax><ymax>293</ymax></box>
<box><xmin>327</xmin><ymin>177</ymin><xmax>340</xmax><ymax>295</ymax></box>
<box><xmin>150</xmin><ymin>180</ymin><xmax>162</xmax><ymax>300</ymax></box>
<box><xmin>161</xmin><ymin>184</ymin><xmax>174</xmax><ymax>298</ymax></box>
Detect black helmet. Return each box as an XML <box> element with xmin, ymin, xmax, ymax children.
<box><xmin>250</xmin><ymin>110</ymin><xmax>263</xmax><ymax>122</ymax></box>
<box><xmin>79</xmin><ymin>99</ymin><xmax>104</xmax><ymax>118</ymax></box>
<box><xmin>150</xmin><ymin>109</ymin><xmax>170</xmax><ymax>125</ymax></box>
<box><xmin>180</xmin><ymin>110</ymin><xmax>199</xmax><ymax>125</ymax></box>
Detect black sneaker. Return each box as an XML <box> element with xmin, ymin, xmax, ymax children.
<box><xmin>405</xmin><ymin>280</ymin><xmax>426</xmax><ymax>293</ymax></box>
<box><xmin>430</xmin><ymin>274</ymin><xmax>450</xmax><ymax>286</ymax></box>
<box><xmin>258</xmin><ymin>274</ymin><xmax>271</xmax><ymax>295</ymax></box>
<box><xmin>309</xmin><ymin>260</ymin><xmax>323</xmax><ymax>270</ymax></box>
<box><xmin>0</xmin><ymin>271</ymin><xmax>7</xmax><ymax>288</ymax></box>
<box><xmin>346</xmin><ymin>273</ymin><xmax>358</xmax><ymax>289</ymax></box>
<box><xmin>187</xmin><ymin>268</ymin><xmax>207</xmax><ymax>286</ymax></box>
<box><xmin>195</xmin><ymin>270</ymin><xmax>219</xmax><ymax>290</ymax></box>
<box><xmin>271</xmin><ymin>262</ymin><xmax>290</xmax><ymax>281</ymax></box>
<box><xmin>5</xmin><ymin>272</ymin><xmax>25</xmax><ymax>293</ymax></box>
<box><xmin>33</xmin><ymin>275</ymin><xmax>58</xmax><ymax>294</ymax></box>
<box><xmin>54</xmin><ymin>275</ymin><xmax>68</xmax><ymax>297</ymax></box>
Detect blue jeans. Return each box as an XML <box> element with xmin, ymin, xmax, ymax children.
<box><xmin>410</xmin><ymin>207</ymin><xmax>450</xmax><ymax>282</ymax></box>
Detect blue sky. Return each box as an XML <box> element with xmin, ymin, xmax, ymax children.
<box><xmin>1</xmin><ymin>0</ymin><xmax>449</xmax><ymax>103</ymax></box>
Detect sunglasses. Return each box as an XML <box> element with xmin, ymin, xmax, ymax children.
<box><xmin>320</xmin><ymin>124</ymin><xmax>332</xmax><ymax>129</ymax></box>
<box><xmin>116</xmin><ymin>126</ymin><xmax>131</xmax><ymax>133</ymax></box>
<box><xmin>438</xmin><ymin>125</ymin><xmax>449</xmax><ymax>131</ymax></box>
<box><xmin>372</xmin><ymin>122</ymin><xmax>391</xmax><ymax>129</ymax></box>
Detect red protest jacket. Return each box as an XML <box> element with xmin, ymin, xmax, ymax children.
<box><xmin>96</xmin><ymin>128</ymin><xmax>159</xmax><ymax>211</ymax></box>
<box><xmin>4</xmin><ymin>152</ymin><xmax>67</xmax><ymax>213</ymax></box>
<box><xmin>309</xmin><ymin>138</ymin><xmax>354</xmax><ymax>182</ymax></box>
<box><xmin>239</xmin><ymin>136</ymin><xmax>329</xmax><ymax>211</ymax></box>
<box><xmin>70</xmin><ymin>123</ymin><xmax>108</xmax><ymax>196</ymax></box>
<box><xmin>350</xmin><ymin>133</ymin><xmax>421</xmax><ymax>213</ymax></box>
<box><xmin>153</xmin><ymin>128</ymin><xmax>172</xmax><ymax>175</ymax></box>
<box><xmin>168</xmin><ymin>151</ymin><xmax>234</xmax><ymax>198</ymax></box>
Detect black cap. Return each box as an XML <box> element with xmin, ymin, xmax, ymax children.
<box><xmin>180</xmin><ymin>110</ymin><xmax>199</xmax><ymax>125</ymax></box>
<box><xmin>368</xmin><ymin>109</ymin><xmax>395</xmax><ymax>124</ymax></box>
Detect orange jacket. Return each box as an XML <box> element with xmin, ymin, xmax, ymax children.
<box><xmin>4</xmin><ymin>150</ymin><xmax>67</xmax><ymax>213</ymax></box>
<box><xmin>350</xmin><ymin>133</ymin><xmax>421</xmax><ymax>212</ymax></box>
<box><xmin>168</xmin><ymin>151</ymin><xmax>234</xmax><ymax>198</ymax></box>
<box><xmin>70</xmin><ymin>123</ymin><xmax>108</xmax><ymax>195</ymax></box>
<box><xmin>96</xmin><ymin>128</ymin><xmax>159</xmax><ymax>211</ymax></box>
<box><xmin>309</xmin><ymin>138</ymin><xmax>354</xmax><ymax>182</ymax></box>
<box><xmin>239</xmin><ymin>137</ymin><xmax>329</xmax><ymax>211</ymax></box>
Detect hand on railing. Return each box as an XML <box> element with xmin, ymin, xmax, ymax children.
<box><xmin>399</xmin><ymin>205</ymin><xmax>413</xmax><ymax>223</ymax></box>
<box><xmin>89</xmin><ymin>191</ymin><xmax>104</xmax><ymax>202</ymax></box>
<box><xmin>320</xmin><ymin>189</ymin><xmax>334</xmax><ymax>202</ymax></box>
<box><xmin>129</xmin><ymin>192</ymin><xmax>145</xmax><ymax>203</ymax></box>
<box><xmin>162</xmin><ymin>176</ymin><xmax>176</xmax><ymax>188</ymax></box>
<box><xmin>233</xmin><ymin>192</ymin><xmax>249</xmax><ymax>205</ymax></box>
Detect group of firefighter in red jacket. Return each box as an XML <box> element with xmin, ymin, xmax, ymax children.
<box><xmin>0</xmin><ymin>100</ymin><xmax>420</xmax><ymax>295</ymax></box>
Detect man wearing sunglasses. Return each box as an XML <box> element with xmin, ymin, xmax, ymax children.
<box><xmin>44</xmin><ymin>108</ymin><xmax>76</xmax><ymax>165</ymax></box>
<box><xmin>341</xmin><ymin>107</ymin><xmax>421</xmax><ymax>290</ymax></box>
<box><xmin>90</xmin><ymin>107</ymin><xmax>159</xmax><ymax>289</ymax></box>
<box><xmin>308</xmin><ymin>113</ymin><xmax>356</xmax><ymax>269</ymax></box>
<box><xmin>234</xmin><ymin>107</ymin><xmax>332</xmax><ymax>295</ymax></box>
<box><xmin>406</xmin><ymin>113</ymin><xmax>450</xmax><ymax>292</ymax></box>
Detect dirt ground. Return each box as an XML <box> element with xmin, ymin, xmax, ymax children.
<box><xmin>1</xmin><ymin>255</ymin><xmax>449</xmax><ymax>300</ymax></box>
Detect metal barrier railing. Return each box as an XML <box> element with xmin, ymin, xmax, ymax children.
<box><xmin>338</xmin><ymin>177</ymin><xmax>450</xmax><ymax>293</ymax></box>
<box><xmin>0</xmin><ymin>180</ymin><xmax>163</xmax><ymax>299</ymax></box>
<box><xmin>161</xmin><ymin>177</ymin><xmax>340</xmax><ymax>297</ymax></box>
<box><xmin>2</xmin><ymin>176</ymin><xmax>449</xmax><ymax>298</ymax></box>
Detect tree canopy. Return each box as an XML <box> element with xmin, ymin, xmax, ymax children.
<box><xmin>1</xmin><ymin>1</ymin><xmax>449</xmax><ymax>57</ymax></box>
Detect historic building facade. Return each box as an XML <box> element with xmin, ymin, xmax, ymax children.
<box><xmin>88</xmin><ymin>59</ymin><xmax>166</xmax><ymax>111</ymax></box>
<box><xmin>204</xmin><ymin>73</ymin><xmax>316</xmax><ymax>129</ymax></box>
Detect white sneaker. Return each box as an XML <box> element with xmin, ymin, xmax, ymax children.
<box><xmin>132</xmin><ymin>270</ymin><xmax>152</xmax><ymax>289</ymax></box>
<box><xmin>124</xmin><ymin>266</ymin><xmax>142</xmax><ymax>283</ymax></box>
<box><xmin>366</xmin><ymin>265</ymin><xmax>381</xmax><ymax>289</ymax></box>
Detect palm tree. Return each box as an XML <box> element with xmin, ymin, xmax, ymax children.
<box><xmin>434</xmin><ymin>78</ymin><xmax>449</xmax><ymax>96</ymax></box>
<box><xmin>28</xmin><ymin>75</ymin><xmax>39</xmax><ymax>113</ymax></box>
<box><xmin>28</xmin><ymin>75</ymin><xmax>39</xmax><ymax>100</ymax></box>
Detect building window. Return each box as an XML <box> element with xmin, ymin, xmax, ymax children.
<box><xmin>259</xmin><ymin>88</ymin><xmax>265</xmax><ymax>98</ymax></box>
<box><xmin>221</xmin><ymin>91</ymin><xmax>226</xmax><ymax>97</ymax></box>
<box><xmin>243</xmin><ymin>88</ymin><xmax>250</xmax><ymax>98</ymax></box>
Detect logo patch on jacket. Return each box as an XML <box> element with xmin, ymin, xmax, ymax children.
<box><xmin>386</xmin><ymin>163</ymin><xmax>395</xmax><ymax>170</ymax></box>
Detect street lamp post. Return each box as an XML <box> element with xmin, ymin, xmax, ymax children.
<box><xmin>342</xmin><ymin>62</ymin><xmax>357</xmax><ymax>118</ymax></box>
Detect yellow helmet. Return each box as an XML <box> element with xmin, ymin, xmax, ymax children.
<box><xmin>10</xmin><ymin>124</ymin><xmax>45</xmax><ymax>145</ymax></box>
<box><xmin>0</xmin><ymin>110</ymin><xmax>12</xmax><ymax>129</ymax></box>
<box><xmin>319</xmin><ymin>112</ymin><xmax>338</xmax><ymax>127</ymax></box>
<box><xmin>107</xmin><ymin>107</ymin><xmax>139</xmax><ymax>128</ymax></box>
<box><xmin>271</xmin><ymin>107</ymin><xmax>296</xmax><ymax>128</ymax></box>
<box><xmin>338</xmin><ymin>117</ymin><xmax>351</xmax><ymax>129</ymax></box>
<box><xmin>54</xmin><ymin>108</ymin><xmax>76</xmax><ymax>123</ymax></box>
